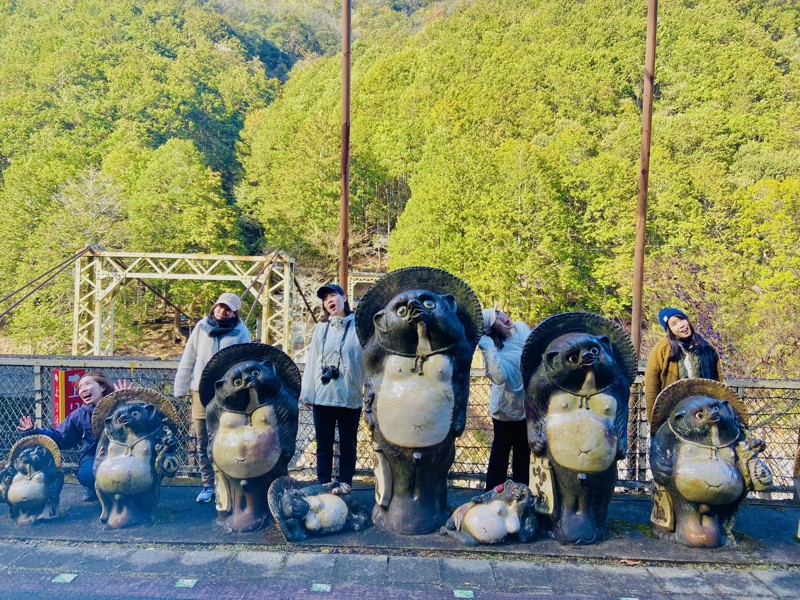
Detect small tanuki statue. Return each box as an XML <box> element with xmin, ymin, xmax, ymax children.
<box><xmin>200</xmin><ymin>343</ymin><xmax>300</xmax><ymax>533</ymax></box>
<box><xmin>93</xmin><ymin>389</ymin><xmax>180</xmax><ymax>529</ymax></box>
<box><xmin>0</xmin><ymin>435</ymin><xmax>64</xmax><ymax>525</ymax></box>
<box><xmin>649</xmin><ymin>378</ymin><xmax>772</xmax><ymax>548</ymax></box>
<box><xmin>521</xmin><ymin>312</ymin><xmax>637</xmax><ymax>545</ymax></box>
<box><xmin>268</xmin><ymin>476</ymin><xmax>370</xmax><ymax>541</ymax></box>
<box><xmin>356</xmin><ymin>266</ymin><xmax>482</xmax><ymax>535</ymax></box>
<box><xmin>440</xmin><ymin>480</ymin><xmax>537</xmax><ymax>546</ymax></box>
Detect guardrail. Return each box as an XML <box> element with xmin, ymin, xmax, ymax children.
<box><xmin>0</xmin><ymin>356</ymin><xmax>797</xmax><ymax>496</ymax></box>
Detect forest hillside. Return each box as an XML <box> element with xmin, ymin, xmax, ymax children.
<box><xmin>1</xmin><ymin>0</ymin><xmax>798</xmax><ymax>377</ymax></box>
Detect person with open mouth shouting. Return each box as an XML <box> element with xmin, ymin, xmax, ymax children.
<box><xmin>17</xmin><ymin>371</ymin><xmax>133</xmax><ymax>501</ymax></box>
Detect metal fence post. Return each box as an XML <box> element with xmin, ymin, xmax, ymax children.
<box><xmin>33</xmin><ymin>364</ymin><xmax>42</xmax><ymax>428</ymax></box>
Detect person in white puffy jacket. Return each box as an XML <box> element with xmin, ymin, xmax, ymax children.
<box><xmin>174</xmin><ymin>292</ymin><xmax>251</xmax><ymax>503</ymax></box>
<box><xmin>301</xmin><ymin>283</ymin><xmax>364</xmax><ymax>487</ymax></box>
<box><xmin>477</xmin><ymin>307</ymin><xmax>532</xmax><ymax>491</ymax></box>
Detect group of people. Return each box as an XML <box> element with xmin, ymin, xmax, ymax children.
<box><xmin>16</xmin><ymin>282</ymin><xmax>722</xmax><ymax>504</ymax></box>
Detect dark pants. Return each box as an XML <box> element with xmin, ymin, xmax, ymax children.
<box><xmin>312</xmin><ymin>405</ymin><xmax>361</xmax><ymax>486</ymax></box>
<box><xmin>485</xmin><ymin>418</ymin><xmax>530</xmax><ymax>490</ymax></box>
<box><xmin>77</xmin><ymin>457</ymin><xmax>95</xmax><ymax>492</ymax></box>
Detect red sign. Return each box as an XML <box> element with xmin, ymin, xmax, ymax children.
<box><xmin>53</xmin><ymin>368</ymin><xmax>86</xmax><ymax>426</ymax></box>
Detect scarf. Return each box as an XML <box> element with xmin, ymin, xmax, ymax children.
<box><xmin>677</xmin><ymin>337</ymin><xmax>716</xmax><ymax>380</ymax></box>
<box><xmin>204</xmin><ymin>311</ymin><xmax>240</xmax><ymax>338</ymax></box>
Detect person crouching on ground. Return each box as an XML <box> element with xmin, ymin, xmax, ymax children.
<box><xmin>17</xmin><ymin>371</ymin><xmax>133</xmax><ymax>501</ymax></box>
<box><xmin>477</xmin><ymin>307</ymin><xmax>532</xmax><ymax>491</ymax></box>
<box><xmin>174</xmin><ymin>292</ymin><xmax>252</xmax><ymax>504</ymax></box>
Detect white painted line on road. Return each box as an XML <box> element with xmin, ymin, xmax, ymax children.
<box><xmin>454</xmin><ymin>591</ymin><xmax>475</xmax><ymax>599</ymax></box>
<box><xmin>176</xmin><ymin>578</ymin><xmax>199</xmax><ymax>588</ymax></box>
<box><xmin>311</xmin><ymin>583</ymin><xmax>332</xmax><ymax>592</ymax></box>
<box><xmin>52</xmin><ymin>574</ymin><xmax>78</xmax><ymax>584</ymax></box>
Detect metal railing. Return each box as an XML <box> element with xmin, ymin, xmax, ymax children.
<box><xmin>0</xmin><ymin>356</ymin><xmax>797</xmax><ymax>496</ymax></box>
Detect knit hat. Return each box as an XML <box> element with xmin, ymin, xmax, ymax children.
<box><xmin>658</xmin><ymin>307</ymin><xmax>687</xmax><ymax>331</ymax></box>
<box><xmin>482</xmin><ymin>307</ymin><xmax>497</xmax><ymax>330</ymax></box>
<box><xmin>215</xmin><ymin>293</ymin><xmax>242</xmax><ymax>312</ymax></box>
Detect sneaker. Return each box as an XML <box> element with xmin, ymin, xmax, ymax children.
<box><xmin>82</xmin><ymin>488</ymin><xmax>98</xmax><ymax>502</ymax></box>
<box><xmin>196</xmin><ymin>487</ymin><xmax>214</xmax><ymax>503</ymax></box>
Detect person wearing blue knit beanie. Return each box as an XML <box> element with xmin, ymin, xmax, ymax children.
<box><xmin>644</xmin><ymin>307</ymin><xmax>722</xmax><ymax>421</ymax></box>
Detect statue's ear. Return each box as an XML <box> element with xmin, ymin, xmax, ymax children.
<box><xmin>105</xmin><ymin>415</ymin><xmax>113</xmax><ymax>427</ymax></box>
<box><xmin>674</xmin><ymin>411</ymin><xmax>686</xmax><ymax>424</ymax></box>
<box><xmin>597</xmin><ymin>335</ymin><xmax>612</xmax><ymax>351</ymax></box>
<box><xmin>215</xmin><ymin>378</ymin><xmax>226</xmax><ymax>391</ymax></box>
<box><xmin>441</xmin><ymin>294</ymin><xmax>457</xmax><ymax>312</ymax></box>
<box><xmin>545</xmin><ymin>351</ymin><xmax>560</xmax><ymax>367</ymax></box>
<box><xmin>145</xmin><ymin>404</ymin><xmax>156</xmax><ymax>418</ymax></box>
<box><xmin>374</xmin><ymin>310</ymin><xmax>387</xmax><ymax>334</ymax></box>
<box><xmin>261</xmin><ymin>360</ymin><xmax>277</xmax><ymax>377</ymax></box>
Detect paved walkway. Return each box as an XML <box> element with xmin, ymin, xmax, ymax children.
<box><xmin>0</xmin><ymin>482</ymin><xmax>797</xmax><ymax>599</ymax></box>
<box><xmin>1</xmin><ymin>540</ymin><xmax>798</xmax><ymax>599</ymax></box>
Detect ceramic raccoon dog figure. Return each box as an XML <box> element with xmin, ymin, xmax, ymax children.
<box><xmin>521</xmin><ymin>313</ymin><xmax>636</xmax><ymax>545</ymax></box>
<box><xmin>356</xmin><ymin>268</ymin><xmax>482</xmax><ymax>535</ymax></box>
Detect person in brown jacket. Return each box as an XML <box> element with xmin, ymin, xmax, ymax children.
<box><xmin>644</xmin><ymin>307</ymin><xmax>722</xmax><ymax>421</ymax></box>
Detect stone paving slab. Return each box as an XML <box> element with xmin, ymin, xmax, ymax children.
<box><xmin>493</xmin><ymin>560</ymin><xmax>553</xmax><ymax>593</ymax></box>
<box><xmin>331</xmin><ymin>553</ymin><xmax>388</xmax><ymax>584</ymax></box>
<box><xmin>281</xmin><ymin>551</ymin><xmax>337</xmax><ymax>582</ymax></box>
<box><xmin>751</xmin><ymin>569</ymin><xmax>800</xmax><ymax>598</ymax></box>
<box><xmin>387</xmin><ymin>555</ymin><xmax>442</xmax><ymax>585</ymax></box>
<box><xmin>646</xmin><ymin>566</ymin><xmax>717</xmax><ymax>595</ymax></box>
<box><xmin>440</xmin><ymin>556</ymin><xmax>495</xmax><ymax>588</ymax></box>
<box><xmin>118</xmin><ymin>548</ymin><xmax>183</xmax><ymax>574</ymax></box>
<box><xmin>701</xmin><ymin>568</ymin><xmax>778</xmax><ymax>597</ymax></box>
<box><xmin>228</xmin><ymin>550</ymin><xmax>285</xmax><ymax>578</ymax></box>
<box><xmin>547</xmin><ymin>563</ymin><xmax>604</xmax><ymax>595</ymax></box>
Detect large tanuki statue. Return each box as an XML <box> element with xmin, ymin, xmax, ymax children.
<box><xmin>93</xmin><ymin>389</ymin><xmax>180</xmax><ymax>529</ymax></box>
<box><xmin>649</xmin><ymin>378</ymin><xmax>772</xmax><ymax>547</ymax></box>
<box><xmin>200</xmin><ymin>343</ymin><xmax>300</xmax><ymax>533</ymax></box>
<box><xmin>356</xmin><ymin>266</ymin><xmax>481</xmax><ymax>534</ymax></box>
<box><xmin>521</xmin><ymin>312</ymin><xmax>636</xmax><ymax>545</ymax></box>
<box><xmin>0</xmin><ymin>435</ymin><xmax>64</xmax><ymax>525</ymax></box>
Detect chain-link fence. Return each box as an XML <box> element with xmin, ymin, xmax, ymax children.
<box><xmin>0</xmin><ymin>357</ymin><xmax>797</xmax><ymax>496</ymax></box>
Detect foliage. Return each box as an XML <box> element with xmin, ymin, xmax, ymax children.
<box><xmin>0</xmin><ymin>0</ymin><xmax>272</xmax><ymax>350</ymax></box>
<box><xmin>239</xmin><ymin>0</ymin><xmax>800</xmax><ymax>377</ymax></box>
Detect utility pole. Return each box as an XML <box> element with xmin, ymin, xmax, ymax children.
<box><xmin>631</xmin><ymin>0</ymin><xmax>658</xmax><ymax>356</ymax></box>
<box><xmin>339</xmin><ymin>0</ymin><xmax>352</xmax><ymax>292</ymax></box>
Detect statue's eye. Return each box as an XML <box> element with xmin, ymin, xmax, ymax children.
<box><xmin>589</xmin><ymin>346</ymin><xmax>599</xmax><ymax>356</ymax></box>
<box><xmin>568</xmin><ymin>354</ymin><xmax>579</xmax><ymax>364</ymax></box>
<box><xmin>695</xmin><ymin>411</ymin><xmax>703</xmax><ymax>420</ymax></box>
<box><xmin>422</xmin><ymin>299</ymin><xmax>436</xmax><ymax>309</ymax></box>
<box><xmin>396</xmin><ymin>306</ymin><xmax>408</xmax><ymax>317</ymax></box>
<box><xmin>234</xmin><ymin>378</ymin><xmax>242</xmax><ymax>386</ymax></box>
<box><xmin>252</xmin><ymin>370</ymin><xmax>260</xmax><ymax>377</ymax></box>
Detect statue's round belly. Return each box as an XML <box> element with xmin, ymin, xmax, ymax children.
<box><xmin>96</xmin><ymin>455</ymin><xmax>154</xmax><ymax>494</ymax></box>
<box><xmin>546</xmin><ymin>412</ymin><xmax>617</xmax><ymax>472</ymax></box>
<box><xmin>303</xmin><ymin>494</ymin><xmax>349</xmax><ymax>533</ymax></box>
<box><xmin>376</xmin><ymin>355</ymin><xmax>454</xmax><ymax>448</ymax></box>
<box><xmin>462</xmin><ymin>500</ymin><xmax>520</xmax><ymax>544</ymax></box>
<box><xmin>213</xmin><ymin>406</ymin><xmax>281</xmax><ymax>479</ymax></box>
<box><xmin>7</xmin><ymin>474</ymin><xmax>47</xmax><ymax>507</ymax></box>
<box><xmin>674</xmin><ymin>452</ymin><xmax>744</xmax><ymax>504</ymax></box>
